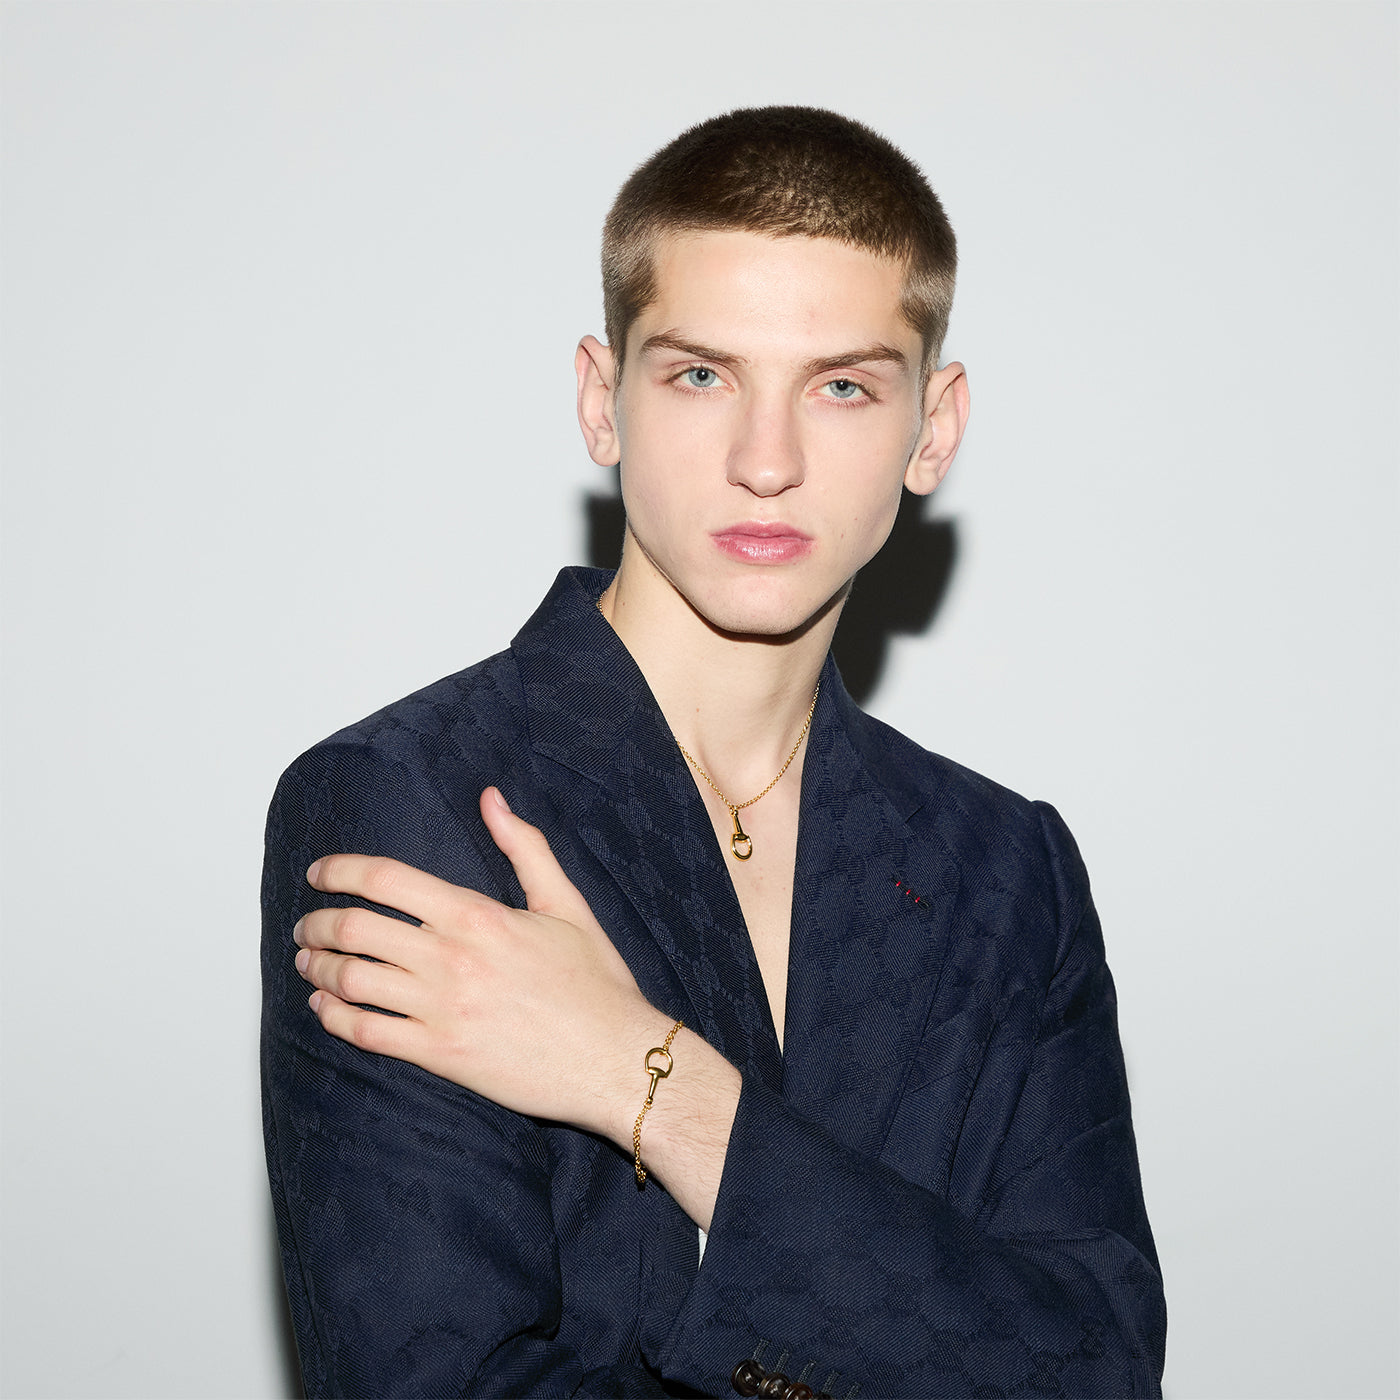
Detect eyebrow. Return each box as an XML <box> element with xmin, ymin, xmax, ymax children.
<box><xmin>805</xmin><ymin>345</ymin><xmax>909</xmax><ymax>375</ymax></box>
<box><xmin>638</xmin><ymin>333</ymin><xmax>747</xmax><ymax>368</ymax></box>
<box><xmin>638</xmin><ymin>331</ymin><xmax>909</xmax><ymax>376</ymax></box>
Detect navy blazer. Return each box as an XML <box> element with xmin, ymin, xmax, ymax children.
<box><xmin>261</xmin><ymin>566</ymin><xmax>1166</xmax><ymax>1398</ymax></box>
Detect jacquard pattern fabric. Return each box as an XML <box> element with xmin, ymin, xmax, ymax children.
<box><xmin>261</xmin><ymin>566</ymin><xmax>1165</xmax><ymax>1398</ymax></box>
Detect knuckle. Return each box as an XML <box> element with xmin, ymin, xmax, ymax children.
<box><xmin>445</xmin><ymin>949</ymin><xmax>477</xmax><ymax>986</ymax></box>
<box><xmin>333</xmin><ymin>907</ymin><xmax>365</xmax><ymax>948</ymax></box>
<box><xmin>454</xmin><ymin>889</ymin><xmax>487</xmax><ymax>926</ymax></box>
<box><xmin>336</xmin><ymin>957</ymin><xmax>366</xmax><ymax>1001</ymax></box>
<box><xmin>349</xmin><ymin>1013</ymin><xmax>387</xmax><ymax>1053</ymax></box>
<box><xmin>363</xmin><ymin>859</ymin><xmax>403</xmax><ymax>903</ymax></box>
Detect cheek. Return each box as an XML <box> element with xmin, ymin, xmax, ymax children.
<box><xmin>616</xmin><ymin>391</ymin><xmax>674</xmax><ymax>470</ymax></box>
<box><xmin>617</xmin><ymin>437</ymin><xmax>699</xmax><ymax>536</ymax></box>
<box><xmin>618</xmin><ymin>465</ymin><xmax>666</xmax><ymax>525</ymax></box>
<box><xmin>842</xmin><ymin>486</ymin><xmax>904</xmax><ymax>557</ymax></box>
<box><xmin>819</xmin><ymin>434</ymin><xmax>910</xmax><ymax>532</ymax></box>
<box><xmin>617</xmin><ymin>401</ymin><xmax>714</xmax><ymax>509</ymax></box>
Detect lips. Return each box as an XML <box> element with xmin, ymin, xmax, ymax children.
<box><xmin>711</xmin><ymin>521</ymin><xmax>814</xmax><ymax>564</ymax></box>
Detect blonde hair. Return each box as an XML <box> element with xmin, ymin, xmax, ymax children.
<box><xmin>602</xmin><ymin>107</ymin><xmax>957</xmax><ymax>378</ymax></box>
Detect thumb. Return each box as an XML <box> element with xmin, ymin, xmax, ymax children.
<box><xmin>480</xmin><ymin>787</ymin><xmax>594</xmax><ymax>924</ymax></box>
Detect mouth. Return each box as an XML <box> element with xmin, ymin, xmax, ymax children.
<box><xmin>710</xmin><ymin>520</ymin><xmax>814</xmax><ymax>564</ymax></box>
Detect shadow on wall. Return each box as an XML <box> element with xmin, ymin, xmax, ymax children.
<box><xmin>269</xmin><ymin>1207</ymin><xmax>306</xmax><ymax>1400</ymax></box>
<box><xmin>584</xmin><ymin>482</ymin><xmax>957</xmax><ymax>704</ymax></box>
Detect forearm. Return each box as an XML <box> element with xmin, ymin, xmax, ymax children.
<box><xmin>598</xmin><ymin>1022</ymin><xmax>743</xmax><ymax>1233</ymax></box>
<box><xmin>576</xmin><ymin>1013</ymin><xmax>1159</xmax><ymax>1398</ymax></box>
<box><xmin>657</xmin><ymin>1074</ymin><xmax>1164</xmax><ymax>1399</ymax></box>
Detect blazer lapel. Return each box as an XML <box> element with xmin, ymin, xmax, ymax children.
<box><xmin>510</xmin><ymin>568</ymin><xmax>784</xmax><ymax>1092</ymax></box>
<box><xmin>782</xmin><ymin>664</ymin><xmax>958</xmax><ymax>1158</ymax></box>
<box><xmin>508</xmin><ymin>567</ymin><xmax>958</xmax><ymax>1140</ymax></box>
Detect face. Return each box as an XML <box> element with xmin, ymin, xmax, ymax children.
<box><xmin>580</xmin><ymin>230</ymin><xmax>965</xmax><ymax>639</ymax></box>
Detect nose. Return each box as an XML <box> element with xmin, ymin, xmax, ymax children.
<box><xmin>725</xmin><ymin>397</ymin><xmax>805</xmax><ymax>496</ymax></box>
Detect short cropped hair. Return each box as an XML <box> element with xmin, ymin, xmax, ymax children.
<box><xmin>602</xmin><ymin>106</ymin><xmax>957</xmax><ymax>379</ymax></box>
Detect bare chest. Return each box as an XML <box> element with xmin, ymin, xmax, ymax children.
<box><xmin>701</xmin><ymin>794</ymin><xmax>799</xmax><ymax>1052</ymax></box>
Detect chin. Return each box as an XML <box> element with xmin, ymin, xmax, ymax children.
<box><xmin>629</xmin><ymin>529</ymin><xmax>852</xmax><ymax>642</ymax></box>
<box><xmin>692</xmin><ymin>576</ymin><xmax>849</xmax><ymax>643</ymax></box>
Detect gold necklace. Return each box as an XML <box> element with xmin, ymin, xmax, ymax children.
<box><xmin>676</xmin><ymin>683</ymin><xmax>820</xmax><ymax>861</ymax></box>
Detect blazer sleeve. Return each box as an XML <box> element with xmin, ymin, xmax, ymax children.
<box><xmin>655</xmin><ymin>804</ymin><xmax>1166</xmax><ymax>1399</ymax></box>
<box><xmin>260</xmin><ymin>740</ymin><xmax>670</xmax><ymax>1399</ymax></box>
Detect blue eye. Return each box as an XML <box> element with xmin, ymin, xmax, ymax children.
<box><xmin>684</xmin><ymin>367</ymin><xmax>718</xmax><ymax>388</ymax></box>
<box><xmin>826</xmin><ymin>378</ymin><xmax>861</xmax><ymax>400</ymax></box>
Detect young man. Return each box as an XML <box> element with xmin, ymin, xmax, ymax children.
<box><xmin>262</xmin><ymin>107</ymin><xmax>1165</xmax><ymax>1398</ymax></box>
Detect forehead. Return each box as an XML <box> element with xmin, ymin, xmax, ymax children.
<box><xmin>636</xmin><ymin>230</ymin><xmax>915</xmax><ymax>358</ymax></box>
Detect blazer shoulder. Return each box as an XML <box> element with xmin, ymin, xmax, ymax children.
<box><xmin>284</xmin><ymin>646</ymin><xmax>528</xmax><ymax>785</ymax></box>
<box><xmin>849</xmin><ymin>705</ymin><xmax>1046</xmax><ymax>836</ymax></box>
<box><xmin>847</xmin><ymin>707</ymin><xmax>1090</xmax><ymax>946</ymax></box>
<box><xmin>268</xmin><ymin>647</ymin><xmax>536</xmax><ymax>863</ymax></box>
<box><xmin>265</xmin><ymin>648</ymin><xmax>535</xmax><ymax>907</ymax></box>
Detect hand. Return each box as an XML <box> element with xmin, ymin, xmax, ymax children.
<box><xmin>292</xmin><ymin>786</ymin><xmax>674</xmax><ymax>1142</ymax></box>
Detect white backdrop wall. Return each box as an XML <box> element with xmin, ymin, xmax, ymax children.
<box><xmin>2</xmin><ymin>3</ymin><xmax>1396</xmax><ymax>1397</ymax></box>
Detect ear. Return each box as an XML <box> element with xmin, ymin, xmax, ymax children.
<box><xmin>904</xmin><ymin>361</ymin><xmax>970</xmax><ymax>496</ymax></box>
<box><xmin>576</xmin><ymin>335</ymin><xmax>621</xmax><ymax>467</ymax></box>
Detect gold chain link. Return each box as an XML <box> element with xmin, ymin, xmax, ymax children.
<box><xmin>633</xmin><ymin>1018</ymin><xmax>684</xmax><ymax>1186</ymax></box>
<box><xmin>676</xmin><ymin>683</ymin><xmax>820</xmax><ymax>860</ymax></box>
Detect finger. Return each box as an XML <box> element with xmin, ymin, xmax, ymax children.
<box><xmin>307</xmin><ymin>853</ymin><xmax>471</xmax><ymax>928</ymax></box>
<box><xmin>295</xmin><ymin>904</ymin><xmax>421</xmax><ymax>970</ymax></box>
<box><xmin>479</xmin><ymin>787</ymin><xmax>594</xmax><ymax>923</ymax></box>
<box><xmin>309</xmin><ymin>988</ymin><xmax>423</xmax><ymax>1060</ymax></box>
<box><xmin>297</xmin><ymin>946</ymin><xmax>417</xmax><ymax>1017</ymax></box>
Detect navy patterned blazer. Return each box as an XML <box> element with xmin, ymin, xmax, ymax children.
<box><xmin>261</xmin><ymin>566</ymin><xmax>1166</xmax><ymax>1398</ymax></box>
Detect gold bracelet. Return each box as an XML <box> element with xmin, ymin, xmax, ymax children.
<box><xmin>633</xmin><ymin>1019</ymin><xmax>684</xmax><ymax>1187</ymax></box>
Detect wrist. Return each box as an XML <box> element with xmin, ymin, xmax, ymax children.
<box><xmin>627</xmin><ymin>1028</ymin><xmax>741</xmax><ymax>1229</ymax></box>
<box><xmin>630</xmin><ymin>1016</ymin><xmax>687</xmax><ymax>1186</ymax></box>
<box><xmin>597</xmin><ymin>1004</ymin><xmax>679</xmax><ymax>1149</ymax></box>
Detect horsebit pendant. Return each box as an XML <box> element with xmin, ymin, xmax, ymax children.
<box><xmin>729</xmin><ymin>807</ymin><xmax>753</xmax><ymax>861</ymax></box>
<box><xmin>674</xmin><ymin>681</ymin><xmax>820</xmax><ymax>865</ymax></box>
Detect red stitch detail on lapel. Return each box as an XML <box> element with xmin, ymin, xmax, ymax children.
<box><xmin>894</xmin><ymin>874</ymin><xmax>924</xmax><ymax>903</ymax></box>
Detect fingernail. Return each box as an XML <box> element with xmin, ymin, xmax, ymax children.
<box><xmin>292</xmin><ymin>918</ymin><xmax>304</xmax><ymax>946</ymax></box>
<box><xmin>295</xmin><ymin>948</ymin><xmax>310</xmax><ymax>975</ymax></box>
<box><xmin>491</xmin><ymin>787</ymin><xmax>511</xmax><ymax>813</ymax></box>
<box><xmin>308</xmin><ymin>991</ymin><xmax>322</xmax><ymax>1013</ymax></box>
<box><xmin>306</xmin><ymin>860</ymin><xmax>321</xmax><ymax>884</ymax></box>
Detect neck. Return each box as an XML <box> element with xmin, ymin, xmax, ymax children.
<box><xmin>597</xmin><ymin>539</ymin><xmax>838</xmax><ymax>801</ymax></box>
